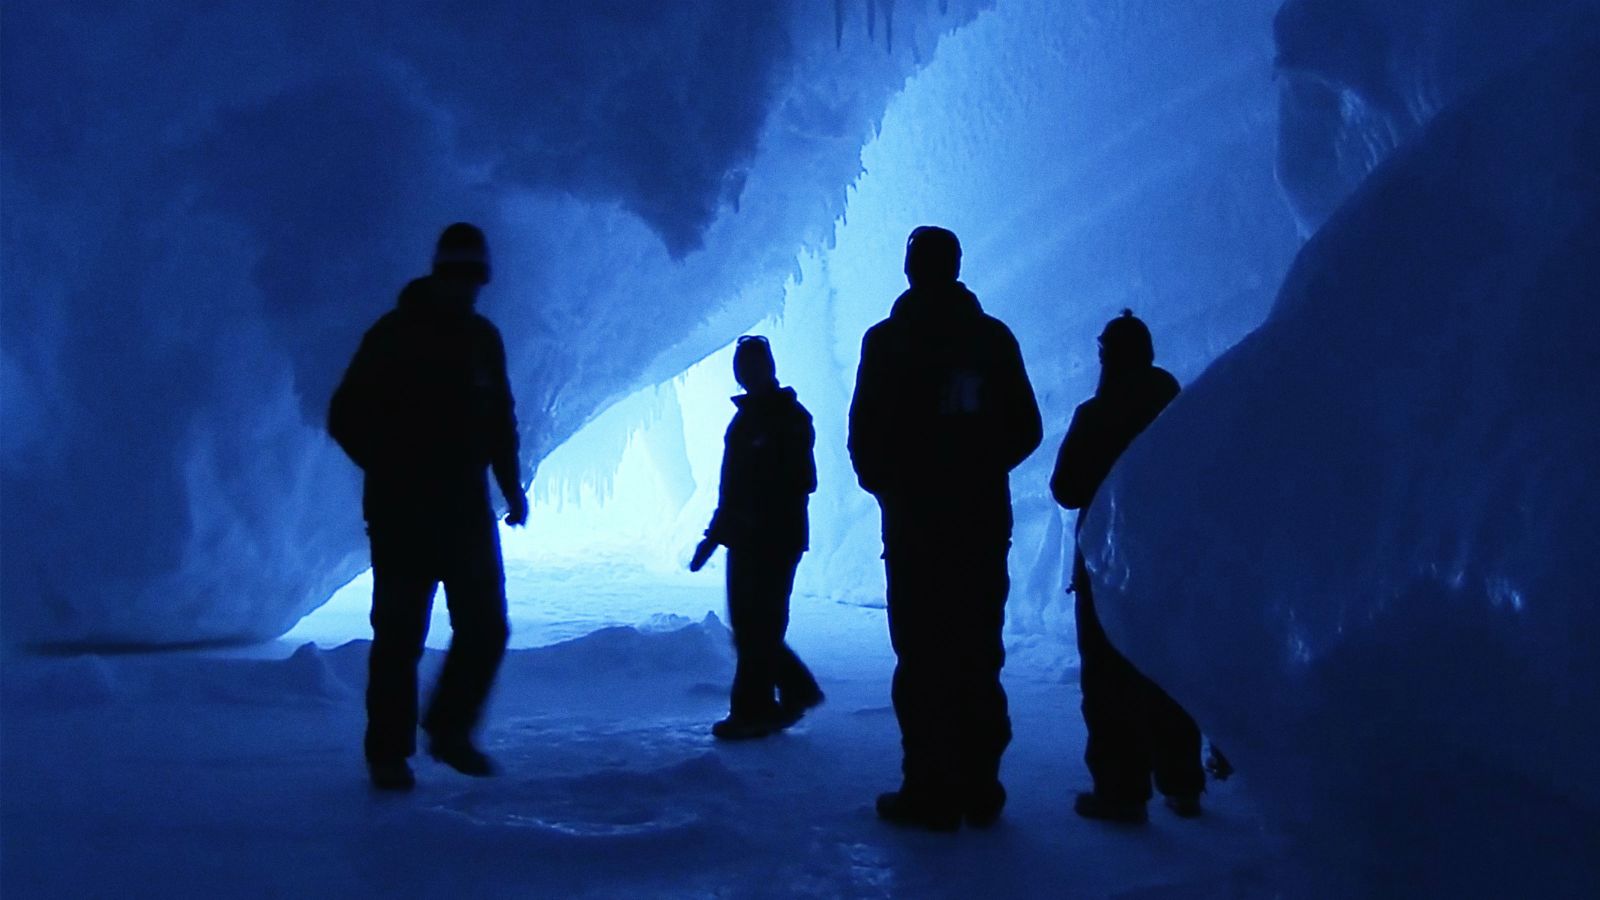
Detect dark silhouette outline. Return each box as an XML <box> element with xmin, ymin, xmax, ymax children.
<box><xmin>690</xmin><ymin>335</ymin><xmax>824</xmax><ymax>740</ymax></box>
<box><xmin>849</xmin><ymin>226</ymin><xmax>1043</xmax><ymax>831</ymax></box>
<box><xmin>328</xmin><ymin>223</ymin><xmax>527</xmax><ymax>791</ymax></box>
<box><xmin>1050</xmin><ymin>310</ymin><xmax>1205</xmax><ymax>824</ymax></box>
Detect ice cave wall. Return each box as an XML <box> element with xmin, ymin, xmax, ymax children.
<box><xmin>1083</xmin><ymin>3</ymin><xmax>1600</xmax><ymax>890</ymax></box>
<box><xmin>0</xmin><ymin>1</ymin><xmax>990</xmax><ymax>645</ymax></box>
<box><xmin>500</xmin><ymin>0</ymin><xmax>1303</xmax><ymax>647</ymax></box>
<box><xmin>1272</xmin><ymin>0</ymin><xmax>1591</xmax><ymax>234</ymax></box>
<box><xmin>779</xmin><ymin>0</ymin><xmax>1301</xmax><ymax>632</ymax></box>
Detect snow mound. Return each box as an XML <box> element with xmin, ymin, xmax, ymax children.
<box><xmin>0</xmin><ymin>654</ymin><xmax>119</xmax><ymax>709</ymax></box>
<box><xmin>1082</xmin><ymin>25</ymin><xmax>1600</xmax><ymax>895</ymax></box>
<box><xmin>3</xmin><ymin>642</ymin><xmax>357</xmax><ymax>709</ymax></box>
<box><xmin>505</xmin><ymin>612</ymin><xmax>734</xmax><ymax>682</ymax></box>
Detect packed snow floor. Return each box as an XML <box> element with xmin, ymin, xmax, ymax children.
<box><xmin>2</xmin><ymin>566</ymin><xmax>1284</xmax><ymax>898</ymax></box>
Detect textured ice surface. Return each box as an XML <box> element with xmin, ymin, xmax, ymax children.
<box><xmin>1082</xmin><ymin>18</ymin><xmax>1600</xmax><ymax>894</ymax></box>
<box><xmin>1272</xmin><ymin>0</ymin><xmax>1589</xmax><ymax>233</ymax></box>
<box><xmin>0</xmin><ymin>1</ymin><xmax>989</xmax><ymax>644</ymax></box>
<box><xmin>2</xmin><ymin>0</ymin><xmax>1303</xmax><ymax>646</ymax></box>
<box><xmin>509</xmin><ymin>0</ymin><xmax>1299</xmax><ymax>641</ymax></box>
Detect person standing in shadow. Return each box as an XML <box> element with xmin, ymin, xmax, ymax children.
<box><xmin>690</xmin><ymin>335</ymin><xmax>825</xmax><ymax>740</ymax></box>
<box><xmin>848</xmin><ymin>226</ymin><xmax>1043</xmax><ymax>831</ymax></box>
<box><xmin>1051</xmin><ymin>309</ymin><xmax>1205</xmax><ymax>823</ymax></box>
<box><xmin>328</xmin><ymin>222</ymin><xmax>527</xmax><ymax>791</ymax></box>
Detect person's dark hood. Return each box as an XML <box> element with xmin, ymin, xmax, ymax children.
<box><xmin>888</xmin><ymin>281</ymin><xmax>983</xmax><ymax>325</ymax></box>
<box><xmin>732</xmin><ymin>385</ymin><xmax>800</xmax><ymax>412</ymax></box>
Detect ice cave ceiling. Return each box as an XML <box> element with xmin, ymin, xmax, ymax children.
<box><xmin>2</xmin><ymin>0</ymin><xmax>1593</xmax><ymax>647</ymax></box>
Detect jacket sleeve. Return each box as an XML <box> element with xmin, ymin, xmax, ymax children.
<box><xmin>847</xmin><ymin>328</ymin><xmax>892</xmax><ymax>496</ymax></box>
<box><xmin>991</xmin><ymin>326</ymin><xmax>1043</xmax><ymax>473</ymax></box>
<box><xmin>797</xmin><ymin>413</ymin><xmax>818</xmax><ymax>496</ymax></box>
<box><xmin>484</xmin><ymin>324</ymin><xmax>523</xmax><ymax>505</ymax></box>
<box><xmin>1050</xmin><ymin>405</ymin><xmax>1105</xmax><ymax>510</ymax></box>
<box><xmin>704</xmin><ymin>419</ymin><xmax>738</xmax><ymax>546</ymax></box>
<box><xmin>327</xmin><ymin>327</ymin><xmax>384</xmax><ymax>471</ymax></box>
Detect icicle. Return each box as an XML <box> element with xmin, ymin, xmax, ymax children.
<box><xmin>866</xmin><ymin>0</ymin><xmax>876</xmax><ymax>42</ymax></box>
<box><xmin>883</xmin><ymin>0</ymin><xmax>895</xmax><ymax>53</ymax></box>
<box><xmin>834</xmin><ymin>0</ymin><xmax>846</xmax><ymax>48</ymax></box>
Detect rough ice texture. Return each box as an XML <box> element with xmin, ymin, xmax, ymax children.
<box><xmin>1272</xmin><ymin>0</ymin><xmax>1588</xmax><ymax>234</ymax></box>
<box><xmin>0</xmin><ymin>1</ymin><xmax>988</xmax><ymax>645</ymax></box>
<box><xmin>497</xmin><ymin>0</ymin><xmax>1302</xmax><ymax>651</ymax></box>
<box><xmin>1082</xmin><ymin>17</ymin><xmax>1600</xmax><ymax>894</ymax></box>
<box><xmin>780</xmin><ymin>0</ymin><xmax>1300</xmax><ymax>631</ymax></box>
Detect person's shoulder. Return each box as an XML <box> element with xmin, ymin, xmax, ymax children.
<box><xmin>863</xmin><ymin>316</ymin><xmax>896</xmax><ymax>344</ymax></box>
<box><xmin>1151</xmin><ymin>366</ymin><xmax>1181</xmax><ymax>395</ymax></box>
<box><xmin>369</xmin><ymin>307</ymin><xmax>403</xmax><ymax>331</ymax></box>
<box><xmin>786</xmin><ymin>391</ymin><xmax>814</xmax><ymax>425</ymax></box>
<box><xmin>976</xmin><ymin>312</ymin><xmax>1022</xmax><ymax>351</ymax></box>
<box><xmin>363</xmin><ymin>307</ymin><xmax>407</xmax><ymax>345</ymax></box>
<box><xmin>868</xmin><ymin>290</ymin><xmax>916</xmax><ymax>338</ymax></box>
<box><xmin>467</xmin><ymin>312</ymin><xmax>506</xmax><ymax>343</ymax></box>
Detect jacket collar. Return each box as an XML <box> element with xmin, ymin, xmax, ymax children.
<box><xmin>889</xmin><ymin>281</ymin><xmax>982</xmax><ymax>323</ymax></box>
<box><xmin>732</xmin><ymin>385</ymin><xmax>797</xmax><ymax>410</ymax></box>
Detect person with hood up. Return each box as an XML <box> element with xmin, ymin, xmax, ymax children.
<box><xmin>1050</xmin><ymin>309</ymin><xmax>1205</xmax><ymax>823</ymax></box>
<box><xmin>328</xmin><ymin>222</ymin><xmax>527</xmax><ymax>791</ymax></box>
<box><xmin>690</xmin><ymin>335</ymin><xmax>825</xmax><ymax>740</ymax></box>
<box><xmin>848</xmin><ymin>226</ymin><xmax>1043</xmax><ymax>831</ymax></box>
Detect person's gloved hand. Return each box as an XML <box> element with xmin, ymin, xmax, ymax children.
<box><xmin>688</xmin><ymin>538</ymin><xmax>717</xmax><ymax>572</ymax></box>
<box><xmin>504</xmin><ymin>492</ymin><xmax>530</xmax><ymax>527</ymax></box>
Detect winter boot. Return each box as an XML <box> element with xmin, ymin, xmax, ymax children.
<box><xmin>876</xmin><ymin>790</ymin><xmax>961</xmax><ymax>832</ymax></box>
<box><xmin>1073</xmin><ymin>791</ymin><xmax>1148</xmax><ymax>825</ymax></box>
<box><xmin>368</xmin><ymin>759</ymin><xmax>416</xmax><ymax>791</ymax></box>
<box><xmin>428</xmin><ymin>737</ymin><xmax>497</xmax><ymax>777</ymax></box>
<box><xmin>1164</xmin><ymin>793</ymin><xmax>1203</xmax><ymax>818</ymax></box>
<box><xmin>963</xmin><ymin>781</ymin><xmax>1007</xmax><ymax>828</ymax></box>
<box><xmin>711</xmin><ymin>713</ymin><xmax>785</xmax><ymax>741</ymax></box>
<box><xmin>779</xmin><ymin>686</ymin><xmax>826</xmax><ymax>723</ymax></box>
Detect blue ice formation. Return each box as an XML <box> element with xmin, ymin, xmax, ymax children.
<box><xmin>0</xmin><ymin>1</ymin><xmax>988</xmax><ymax>644</ymax></box>
<box><xmin>1083</xmin><ymin>2</ymin><xmax>1600</xmax><ymax>891</ymax></box>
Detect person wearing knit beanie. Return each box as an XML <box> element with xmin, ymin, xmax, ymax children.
<box><xmin>328</xmin><ymin>221</ymin><xmax>526</xmax><ymax>791</ymax></box>
<box><xmin>432</xmin><ymin>222</ymin><xmax>492</xmax><ymax>285</ymax></box>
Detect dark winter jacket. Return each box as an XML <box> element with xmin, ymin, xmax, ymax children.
<box><xmin>1050</xmin><ymin>366</ymin><xmax>1180</xmax><ymax>522</ymax></box>
<box><xmin>847</xmin><ymin>283</ymin><xmax>1043</xmax><ymax>551</ymax></box>
<box><xmin>706</xmin><ymin>386</ymin><xmax>817</xmax><ymax>554</ymax></box>
<box><xmin>328</xmin><ymin>276</ymin><xmax>521</xmax><ymax>525</ymax></box>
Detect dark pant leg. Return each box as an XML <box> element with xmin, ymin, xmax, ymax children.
<box><xmin>774</xmin><ymin>642</ymin><xmax>821</xmax><ymax>705</ymax></box>
<box><xmin>953</xmin><ymin>545</ymin><xmax>1012</xmax><ymax>799</ymax></box>
<box><xmin>1075</xmin><ymin>552</ymin><xmax>1155</xmax><ymax>803</ymax></box>
<box><xmin>365</xmin><ymin>528</ymin><xmax>438</xmax><ymax>762</ymax></box>
<box><xmin>1147</xmin><ymin>682</ymin><xmax>1205</xmax><ymax>798</ymax></box>
<box><xmin>725</xmin><ymin>548</ymin><xmax>787</xmax><ymax>718</ymax></box>
<box><xmin>885</xmin><ymin>552</ymin><xmax>963</xmax><ymax>803</ymax></box>
<box><xmin>422</xmin><ymin>517</ymin><xmax>510</xmax><ymax>742</ymax></box>
<box><xmin>763</xmin><ymin>552</ymin><xmax>820</xmax><ymax>705</ymax></box>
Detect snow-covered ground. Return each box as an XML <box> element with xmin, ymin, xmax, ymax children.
<box><xmin>2</xmin><ymin>566</ymin><xmax>1279</xmax><ymax>898</ymax></box>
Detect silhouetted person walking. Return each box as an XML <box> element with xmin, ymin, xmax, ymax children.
<box><xmin>328</xmin><ymin>223</ymin><xmax>527</xmax><ymax>791</ymax></box>
<box><xmin>1051</xmin><ymin>310</ymin><xmax>1204</xmax><ymax>823</ymax></box>
<box><xmin>690</xmin><ymin>336</ymin><xmax>824</xmax><ymax>740</ymax></box>
<box><xmin>849</xmin><ymin>226</ymin><xmax>1042</xmax><ymax>830</ymax></box>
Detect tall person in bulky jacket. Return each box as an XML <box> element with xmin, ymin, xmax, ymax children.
<box><xmin>848</xmin><ymin>226</ymin><xmax>1043</xmax><ymax>831</ymax></box>
<box><xmin>328</xmin><ymin>223</ymin><xmax>527</xmax><ymax>791</ymax></box>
